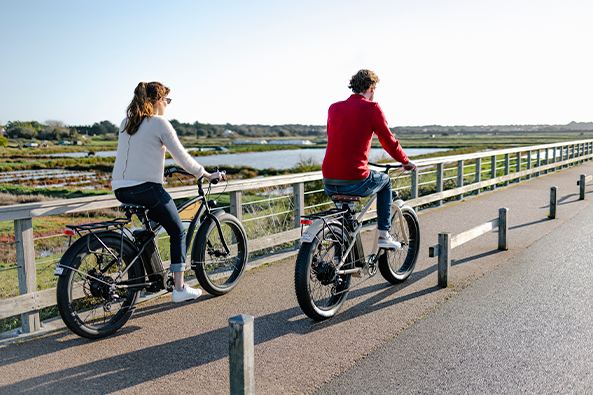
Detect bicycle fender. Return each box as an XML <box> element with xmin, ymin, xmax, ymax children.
<box><xmin>392</xmin><ymin>199</ymin><xmax>405</xmax><ymax>208</ymax></box>
<box><xmin>300</xmin><ymin>218</ymin><xmax>341</xmax><ymax>244</ymax></box>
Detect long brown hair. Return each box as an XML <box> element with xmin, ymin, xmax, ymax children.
<box><xmin>124</xmin><ymin>82</ymin><xmax>170</xmax><ymax>135</ymax></box>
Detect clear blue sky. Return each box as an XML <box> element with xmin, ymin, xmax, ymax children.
<box><xmin>1</xmin><ymin>0</ymin><xmax>591</xmax><ymax>128</ymax></box>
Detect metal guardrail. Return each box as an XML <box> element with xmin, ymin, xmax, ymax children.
<box><xmin>2</xmin><ymin>139</ymin><xmax>593</xmax><ymax>335</ymax></box>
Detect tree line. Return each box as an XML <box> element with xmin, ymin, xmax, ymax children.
<box><xmin>2</xmin><ymin>119</ymin><xmax>326</xmax><ymax>140</ymax></box>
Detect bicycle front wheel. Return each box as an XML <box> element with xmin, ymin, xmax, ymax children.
<box><xmin>192</xmin><ymin>213</ymin><xmax>248</xmax><ymax>296</ymax></box>
<box><xmin>56</xmin><ymin>232</ymin><xmax>143</xmax><ymax>339</ymax></box>
<box><xmin>294</xmin><ymin>224</ymin><xmax>352</xmax><ymax>321</ymax></box>
<box><xmin>379</xmin><ymin>204</ymin><xmax>420</xmax><ymax>283</ymax></box>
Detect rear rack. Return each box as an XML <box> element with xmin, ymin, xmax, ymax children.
<box><xmin>301</xmin><ymin>208</ymin><xmax>348</xmax><ymax>222</ymax></box>
<box><xmin>66</xmin><ymin>218</ymin><xmax>131</xmax><ymax>234</ymax></box>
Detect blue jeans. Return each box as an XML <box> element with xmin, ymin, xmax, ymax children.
<box><xmin>324</xmin><ymin>170</ymin><xmax>392</xmax><ymax>231</ymax></box>
<box><xmin>114</xmin><ymin>182</ymin><xmax>187</xmax><ymax>272</ymax></box>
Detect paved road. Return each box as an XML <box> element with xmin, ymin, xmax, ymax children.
<box><xmin>315</xmin><ymin>190</ymin><xmax>593</xmax><ymax>394</ymax></box>
<box><xmin>2</xmin><ymin>161</ymin><xmax>593</xmax><ymax>394</ymax></box>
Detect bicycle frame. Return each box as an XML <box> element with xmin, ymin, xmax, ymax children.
<box><xmin>56</xmin><ymin>172</ymin><xmax>229</xmax><ymax>292</ymax></box>
<box><xmin>300</xmin><ymin>167</ymin><xmax>409</xmax><ymax>277</ymax></box>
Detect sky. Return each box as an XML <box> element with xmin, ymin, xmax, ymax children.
<box><xmin>1</xmin><ymin>0</ymin><xmax>591</xmax><ymax>128</ymax></box>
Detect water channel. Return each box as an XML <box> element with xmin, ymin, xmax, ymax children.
<box><xmin>46</xmin><ymin>147</ymin><xmax>448</xmax><ymax>170</ymax></box>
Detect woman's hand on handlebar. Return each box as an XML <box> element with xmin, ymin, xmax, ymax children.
<box><xmin>204</xmin><ymin>170</ymin><xmax>226</xmax><ymax>184</ymax></box>
<box><xmin>403</xmin><ymin>161</ymin><xmax>417</xmax><ymax>171</ymax></box>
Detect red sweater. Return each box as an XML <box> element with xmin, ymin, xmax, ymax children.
<box><xmin>322</xmin><ymin>95</ymin><xmax>409</xmax><ymax>183</ymax></box>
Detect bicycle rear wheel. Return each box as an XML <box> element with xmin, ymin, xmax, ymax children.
<box><xmin>56</xmin><ymin>232</ymin><xmax>143</xmax><ymax>339</ymax></box>
<box><xmin>379</xmin><ymin>204</ymin><xmax>420</xmax><ymax>283</ymax></box>
<box><xmin>294</xmin><ymin>224</ymin><xmax>352</xmax><ymax>321</ymax></box>
<box><xmin>192</xmin><ymin>213</ymin><xmax>248</xmax><ymax>296</ymax></box>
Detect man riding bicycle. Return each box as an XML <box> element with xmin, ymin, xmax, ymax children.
<box><xmin>322</xmin><ymin>69</ymin><xmax>416</xmax><ymax>249</ymax></box>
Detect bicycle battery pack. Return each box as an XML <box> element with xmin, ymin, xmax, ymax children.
<box><xmin>135</xmin><ymin>231</ymin><xmax>165</xmax><ymax>292</ymax></box>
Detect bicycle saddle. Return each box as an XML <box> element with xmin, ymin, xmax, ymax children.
<box><xmin>120</xmin><ymin>203</ymin><xmax>147</xmax><ymax>214</ymax></box>
<box><xmin>331</xmin><ymin>195</ymin><xmax>361</xmax><ymax>202</ymax></box>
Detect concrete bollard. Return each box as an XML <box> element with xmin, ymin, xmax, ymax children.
<box><xmin>437</xmin><ymin>233</ymin><xmax>451</xmax><ymax>288</ymax></box>
<box><xmin>229</xmin><ymin>314</ymin><xmax>255</xmax><ymax>395</ymax></box>
<box><xmin>498</xmin><ymin>208</ymin><xmax>508</xmax><ymax>251</ymax></box>
<box><xmin>580</xmin><ymin>174</ymin><xmax>586</xmax><ymax>200</ymax></box>
<box><xmin>550</xmin><ymin>186</ymin><xmax>557</xmax><ymax>219</ymax></box>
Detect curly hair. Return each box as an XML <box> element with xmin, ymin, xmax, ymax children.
<box><xmin>124</xmin><ymin>81</ymin><xmax>170</xmax><ymax>136</ymax></box>
<box><xmin>348</xmin><ymin>70</ymin><xmax>380</xmax><ymax>94</ymax></box>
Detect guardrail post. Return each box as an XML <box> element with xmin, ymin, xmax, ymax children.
<box><xmin>550</xmin><ymin>186</ymin><xmax>558</xmax><ymax>219</ymax></box>
<box><xmin>526</xmin><ymin>150</ymin><xmax>532</xmax><ymax>179</ymax></box>
<box><xmin>411</xmin><ymin>168</ymin><xmax>418</xmax><ymax>201</ymax></box>
<box><xmin>498</xmin><ymin>208</ymin><xmax>508</xmax><ymax>250</ymax></box>
<box><xmin>457</xmin><ymin>160</ymin><xmax>464</xmax><ymax>200</ymax></box>
<box><xmin>535</xmin><ymin>150</ymin><xmax>541</xmax><ymax>177</ymax></box>
<box><xmin>436</xmin><ymin>163</ymin><xmax>444</xmax><ymax>206</ymax></box>
<box><xmin>437</xmin><ymin>232</ymin><xmax>451</xmax><ymax>288</ymax></box>
<box><xmin>15</xmin><ymin>218</ymin><xmax>40</xmax><ymax>333</ymax></box>
<box><xmin>474</xmin><ymin>157</ymin><xmax>481</xmax><ymax>195</ymax></box>
<box><xmin>580</xmin><ymin>174</ymin><xmax>586</xmax><ymax>200</ymax></box>
<box><xmin>230</xmin><ymin>191</ymin><xmax>243</xmax><ymax>222</ymax></box>
<box><xmin>490</xmin><ymin>155</ymin><xmax>497</xmax><ymax>190</ymax></box>
<box><xmin>229</xmin><ymin>314</ymin><xmax>255</xmax><ymax>395</ymax></box>
<box><xmin>503</xmin><ymin>153</ymin><xmax>510</xmax><ymax>186</ymax></box>
<box><xmin>293</xmin><ymin>182</ymin><xmax>305</xmax><ymax>249</ymax></box>
<box><xmin>515</xmin><ymin>152</ymin><xmax>521</xmax><ymax>183</ymax></box>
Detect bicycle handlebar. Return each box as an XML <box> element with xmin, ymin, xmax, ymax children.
<box><xmin>367</xmin><ymin>162</ymin><xmax>403</xmax><ymax>170</ymax></box>
<box><xmin>164</xmin><ymin>166</ymin><xmax>226</xmax><ymax>184</ymax></box>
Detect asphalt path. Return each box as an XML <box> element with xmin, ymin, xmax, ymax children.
<box><xmin>315</xmin><ymin>184</ymin><xmax>593</xmax><ymax>394</ymax></box>
<box><xmin>2</xmin><ymin>161</ymin><xmax>593</xmax><ymax>394</ymax></box>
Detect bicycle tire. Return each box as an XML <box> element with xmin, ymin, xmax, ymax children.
<box><xmin>56</xmin><ymin>231</ymin><xmax>143</xmax><ymax>339</ymax></box>
<box><xmin>192</xmin><ymin>213</ymin><xmax>248</xmax><ymax>296</ymax></box>
<box><xmin>378</xmin><ymin>204</ymin><xmax>420</xmax><ymax>283</ymax></box>
<box><xmin>294</xmin><ymin>223</ymin><xmax>353</xmax><ymax>321</ymax></box>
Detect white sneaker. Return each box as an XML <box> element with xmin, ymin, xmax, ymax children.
<box><xmin>377</xmin><ymin>234</ymin><xmax>402</xmax><ymax>250</ymax></box>
<box><xmin>172</xmin><ymin>285</ymin><xmax>202</xmax><ymax>303</ymax></box>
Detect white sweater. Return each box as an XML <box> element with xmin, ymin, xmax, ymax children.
<box><xmin>111</xmin><ymin>116</ymin><xmax>205</xmax><ymax>190</ymax></box>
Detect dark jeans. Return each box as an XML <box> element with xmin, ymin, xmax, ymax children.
<box><xmin>324</xmin><ymin>170</ymin><xmax>392</xmax><ymax>231</ymax></box>
<box><xmin>114</xmin><ymin>182</ymin><xmax>187</xmax><ymax>272</ymax></box>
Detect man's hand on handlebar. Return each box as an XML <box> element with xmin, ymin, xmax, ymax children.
<box><xmin>403</xmin><ymin>161</ymin><xmax>417</xmax><ymax>171</ymax></box>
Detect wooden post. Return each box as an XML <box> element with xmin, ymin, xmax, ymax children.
<box><xmin>474</xmin><ymin>157</ymin><xmax>481</xmax><ymax>195</ymax></box>
<box><xmin>526</xmin><ymin>150</ymin><xmax>532</xmax><ymax>180</ymax></box>
<box><xmin>490</xmin><ymin>155</ymin><xmax>497</xmax><ymax>190</ymax></box>
<box><xmin>436</xmin><ymin>163</ymin><xmax>444</xmax><ymax>206</ymax></box>
<box><xmin>535</xmin><ymin>150</ymin><xmax>541</xmax><ymax>177</ymax></box>
<box><xmin>229</xmin><ymin>314</ymin><xmax>255</xmax><ymax>395</ymax></box>
<box><xmin>410</xmin><ymin>168</ymin><xmax>418</xmax><ymax>201</ymax></box>
<box><xmin>550</xmin><ymin>186</ymin><xmax>557</xmax><ymax>219</ymax></box>
<box><xmin>437</xmin><ymin>232</ymin><xmax>451</xmax><ymax>288</ymax></box>
<box><xmin>15</xmin><ymin>218</ymin><xmax>40</xmax><ymax>333</ymax></box>
<box><xmin>457</xmin><ymin>160</ymin><xmax>464</xmax><ymax>200</ymax></box>
<box><xmin>230</xmin><ymin>191</ymin><xmax>243</xmax><ymax>223</ymax></box>
<box><xmin>503</xmin><ymin>153</ymin><xmax>510</xmax><ymax>186</ymax></box>
<box><xmin>580</xmin><ymin>174</ymin><xmax>586</xmax><ymax>200</ymax></box>
<box><xmin>293</xmin><ymin>182</ymin><xmax>305</xmax><ymax>249</ymax></box>
<box><xmin>498</xmin><ymin>208</ymin><xmax>508</xmax><ymax>251</ymax></box>
<box><xmin>515</xmin><ymin>152</ymin><xmax>521</xmax><ymax>182</ymax></box>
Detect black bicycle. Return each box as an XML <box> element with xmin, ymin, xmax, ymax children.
<box><xmin>294</xmin><ymin>162</ymin><xmax>420</xmax><ymax>321</ymax></box>
<box><xmin>54</xmin><ymin>166</ymin><xmax>248</xmax><ymax>339</ymax></box>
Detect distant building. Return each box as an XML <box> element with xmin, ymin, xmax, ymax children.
<box><xmin>25</xmin><ymin>142</ymin><xmax>39</xmax><ymax>147</ymax></box>
<box><xmin>223</xmin><ymin>129</ymin><xmax>234</xmax><ymax>137</ymax></box>
<box><xmin>233</xmin><ymin>140</ymin><xmax>268</xmax><ymax>145</ymax></box>
<box><xmin>268</xmin><ymin>140</ymin><xmax>314</xmax><ymax>145</ymax></box>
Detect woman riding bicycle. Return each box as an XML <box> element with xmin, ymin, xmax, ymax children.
<box><xmin>111</xmin><ymin>81</ymin><xmax>225</xmax><ymax>303</ymax></box>
<box><xmin>322</xmin><ymin>70</ymin><xmax>416</xmax><ymax>249</ymax></box>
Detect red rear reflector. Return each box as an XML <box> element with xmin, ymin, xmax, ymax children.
<box><xmin>64</xmin><ymin>230</ymin><xmax>75</xmax><ymax>236</ymax></box>
<box><xmin>301</xmin><ymin>219</ymin><xmax>313</xmax><ymax>225</ymax></box>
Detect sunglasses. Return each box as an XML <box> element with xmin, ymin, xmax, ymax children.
<box><xmin>162</xmin><ymin>97</ymin><xmax>172</xmax><ymax>104</ymax></box>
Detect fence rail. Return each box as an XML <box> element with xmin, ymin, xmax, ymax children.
<box><xmin>2</xmin><ymin>139</ymin><xmax>593</xmax><ymax>334</ymax></box>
